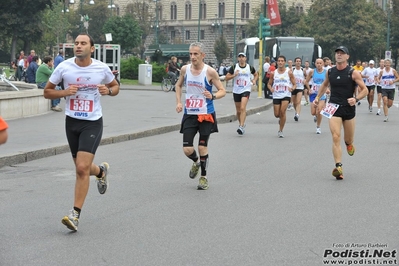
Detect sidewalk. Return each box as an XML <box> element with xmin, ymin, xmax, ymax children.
<box><xmin>0</xmin><ymin>84</ymin><xmax>272</xmax><ymax>168</ymax></box>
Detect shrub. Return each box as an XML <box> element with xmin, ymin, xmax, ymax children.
<box><xmin>120</xmin><ymin>57</ymin><xmax>167</xmax><ymax>82</ymax></box>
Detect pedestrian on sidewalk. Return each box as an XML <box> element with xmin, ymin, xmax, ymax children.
<box><xmin>175</xmin><ymin>42</ymin><xmax>226</xmax><ymax>190</ymax></box>
<box><xmin>43</xmin><ymin>33</ymin><xmax>120</xmax><ymax>231</ymax></box>
<box><xmin>314</xmin><ymin>46</ymin><xmax>368</xmax><ymax>180</ymax></box>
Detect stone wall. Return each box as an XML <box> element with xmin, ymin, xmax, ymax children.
<box><xmin>0</xmin><ymin>82</ymin><xmax>50</xmax><ymax>119</ymax></box>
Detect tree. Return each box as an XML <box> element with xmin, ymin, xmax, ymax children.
<box><xmin>0</xmin><ymin>0</ymin><xmax>55</xmax><ymax>61</ymax></box>
<box><xmin>213</xmin><ymin>35</ymin><xmax>231</xmax><ymax>65</ymax></box>
<box><xmin>305</xmin><ymin>0</ymin><xmax>386</xmax><ymax>62</ymax></box>
<box><xmin>102</xmin><ymin>15</ymin><xmax>143</xmax><ymax>51</ymax></box>
<box><xmin>389</xmin><ymin>0</ymin><xmax>399</xmax><ymax>68</ymax></box>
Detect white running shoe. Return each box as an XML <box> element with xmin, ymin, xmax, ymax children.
<box><xmin>278</xmin><ymin>131</ymin><xmax>284</xmax><ymax>138</ymax></box>
<box><xmin>316</xmin><ymin>127</ymin><xmax>321</xmax><ymax>134</ymax></box>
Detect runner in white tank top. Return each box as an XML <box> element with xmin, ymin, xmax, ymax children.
<box><xmin>175</xmin><ymin>42</ymin><xmax>226</xmax><ymax>190</ymax></box>
<box><xmin>225</xmin><ymin>52</ymin><xmax>258</xmax><ymax>135</ymax></box>
<box><xmin>267</xmin><ymin>55</ymin><xmax>296</xmax><ymax>138</ymax></box>
<box><xmin>291</xmin><ymin>57</ymin><xmax>305</xmax><ymax>121</ymax></box>
<box><xmin>377</xmin><ymin>58</ymin><xmax>399</xmax><ymax>121</ymax></box>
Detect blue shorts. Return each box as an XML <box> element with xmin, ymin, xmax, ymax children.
<box><xmin>309</xmin><ymin>94</ymin><xmax>326</xmax><ymax>103</ymax></box>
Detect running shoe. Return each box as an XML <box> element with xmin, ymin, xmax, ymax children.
<box><xmin>96</xmin><ymin>162</ymin><xmax>109</xmax><ymax>194</ymax></box>
<box><xmin>332</xmin><ymin>166</ymin><xmax>343</xmax><ymax>180</ymax></box>
<box><xmin>369</xmin><ymin>106</ymin><xmax>372</xmax><ymax>112</ymax></box>
<box><xmin>287</xmin><ymin>104</ymin><xmax>293</xmax><ymax>111</ymax></box>
<box><xmin>61</xmin><ymin>209</ymin><xmax>79</xmax><ymax>231</ymax></box>
<box><xmin>384</xmin><ymin>116</ymin><xmax>388</xmax><ymax>122</ymax></box>
<box><xmin>376</xmin><ymin>109</ymin><xmax>381</xmax><ymax>115</ymax></box>
<box><xmin>304</xmin><ymin>101</ymin><xmax>309</xmax><ymax>106</ymax></box>
<box><xmin>294</xmin><ymin>114</ymin><xmax>299</xmax><ymax>122</ymax></box>
<box><xmin>313</xmin><ymin>115</ymin><xmax>317</xmax><ymax>123</ymax></box>
<box><xmin>316</xmin><ymin>127</ymin><xmax>321</xmax><ymax>134</ymax></box>
<box><xmin>237</xmin><ymin>125</ymin><xmax>245</xmax><ymax>135</ymax></box>
<box><xmin>278</xmin><ymin>131</ymin><xmax>284</xmax><ymax>138</ymax></box>
<box><xmin>346</xmin><ymin>144</ymin><xmax>355</xmax><ymax>156</ymax></box>
<box><xmin>189</xmin><ymin>161</ymin><xmax>200</xmax><ymax>179</ymax></box>
<box><xmin>197</xmin><ymin>176</ymin><xmax>209</xmax><ymax>190</ymax></box>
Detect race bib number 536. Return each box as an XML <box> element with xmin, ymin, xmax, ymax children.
<box><xmin>69</xmin><ymin>94</ymin><xmax>94</xmax><ymax>112</ymax></box>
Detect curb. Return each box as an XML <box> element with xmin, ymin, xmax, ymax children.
<box><xmin>0</xmin><ymin>102</ymin><xmax>272</xmax><ymax>168</ymax></box>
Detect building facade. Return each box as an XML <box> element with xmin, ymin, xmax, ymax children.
<box><xmin>71</xmin><ymin>0</ymin><xmax>388</xmax><ymax>64</ymax></box>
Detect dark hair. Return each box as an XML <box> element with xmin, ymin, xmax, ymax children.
<box><xmin>32</xmin><ymin>56</ymin><xmax>39</xmax><ymax>62</ymax></box>
<box><xmin>43</xmin><ymin>56</ymin><xmax>53</xmax><ymax>64</ymax></box>
<box><xmin>77</xmin><ymin>33</ymin><xmax>95</xmax><ymax>47</ymax></box>
<box><xmin>294</xmin><ymin>57</ymin><xmax>302</xmax><ymax>62</ymax></box>
<box><xmin>278</xmin><ymin>55</ymin><xmax>286</xmax><ymax>62</ymax></box>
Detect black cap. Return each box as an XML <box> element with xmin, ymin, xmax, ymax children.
<box><xmin>335</xmin><ymin>46</ymin><xmax>349</xmax><ymax>54</ymax></box>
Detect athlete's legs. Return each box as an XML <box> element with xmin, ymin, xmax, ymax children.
<box><xmin>235</xmin><ymin>97</ymin><xmax>249</xmax><ymax>127</ymax></box>
<box><xmin>377</xmin><ymin>93</ymin><xmax>382</xmax><ymax>110</ymax></box>
<box><xmin>73</xmin><ymin>151</ymin><xmax>95</xmax><ymax>209</ymax></box>
<box><xmin>279</xmin><ymin>100</ymin><xmax>289</xmax><ymax>132</ymax></box>
<box><xmin>383</xmin><ymin>96</ymin><xmax>389</xmax><ymax>116</ymax></box>
<box><xmin>367</xmin><ymin>88</ymin><xmax>374</xmax><ymax>108</ymax></box>
<box><xmin>342</xmin><ymin>118</ymin><xmax>355</xmax><ymax>146</ymax></box>
<box><xmin>293</xmin><ymin>91</ymin><xmax>302</xmax><ymax>115</ymax></box>
<box><xmin>329</xmin><ymin>116</ymin><xmax>343</xmax><ymax>164</ymax></box>
<box><xmin>316</xmin><ymin>100</ymin><xmax>325</xmax><ymax>128</ymax></box>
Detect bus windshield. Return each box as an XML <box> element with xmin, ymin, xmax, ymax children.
<box><xmin>278</xmin><ymin>41</ymin><xmax>314</xmax><ymax>63</ymax></box>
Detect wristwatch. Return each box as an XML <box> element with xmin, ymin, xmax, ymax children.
<box><xmin>212</xmin><ymin>94</ymin><xmax>216</xmax><ymax>100</ymax></box>
<box><xmin>108</xmin><ymin>88</ymin><xmax>113</xmax><ymax>96</ymax></box>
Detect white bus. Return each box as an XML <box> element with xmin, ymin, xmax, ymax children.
<box><xmin>236</xmin><ymin>36</ymin><xmax>322</xmax><ymax>70</ymax></box>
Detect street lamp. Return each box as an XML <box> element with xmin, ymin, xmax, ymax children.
<box><xmin>154</xmin><ymin>0</ymin><xmax>159</xmax><ymax>45</ymax></box>
<box><xmin>383</xmin><ymin>0</ymin><xmax>391</xmax><ymax>52</ymax></box>
<box><xmin>69</xmin><ymin>0</ymin><xmax>95</xmax><ymax>32</ymax></box>
<box><xmin>108</xmin><ymin>0</ymin><xmax>116</xmax><ymax>16</ymax></box>
<box><xmin>197</xmin><ymin>0</ymin><xmax>201</xmax><ymax>41</ymax></box>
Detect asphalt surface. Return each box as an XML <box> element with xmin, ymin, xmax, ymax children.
<box><xmin>0</xmin><ymin>84</ymin><xmax>272</xmax><ymax>168</ymax></box>
<box><xmin>1</xmin><ymin>97</ymin><xmax>398</xmax><ymax>266</ymax></box>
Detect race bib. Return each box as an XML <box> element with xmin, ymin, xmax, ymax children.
<box><xmin>185</xmin><ymin>97</ymin><xmax>204</xmax><ymax>109</ymax></box>
<box><xmin>275</xmin><ymin>85</ymin><xmax>288</xmax><ymax>92</ymax></box>
<box><xmin>295</xmin><ymin>78</ymin><xmax>303</xmax><ymax>85</ymax></box>
<box><xmin>320</xmin><ymin>102</ymin><xmax>339</xmax><ymax>119</ymax></box>
<box><xmin>236</xmin><ymin>78</ymin><xmax>248</xmax><ymax>87</ymax></box>
<box><xmin>310</xmin><ymin>84</ymin><xmax>319</xmax><ymax>94</ymax></box>
<box><xmin>69</xmin><ymin>94</ymin><xmax>94</xmax><ymax>112</ymax></box>
<box><xmin>367</xmin><ymin>78</ymin><xmax>374</xmax><ymax>84</ymax></box>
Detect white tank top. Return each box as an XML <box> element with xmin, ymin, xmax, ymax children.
<box><xmin>184</xmin><ymin>64</ymin><xmax>210</xmax><ymax>115</ymax></box>
<box><xmin>272</xmin><ymin>68</ymin><xmax>292</xmax><ymax>99</ymax></box>
<box><xmin>293</xmin><ymin>67</ymin><xmax>305</xmax><ymax>90</ymax></box>
<box><xmin>305</xmin><ymin>67</ymin><xmax>313</xmax><ymax>85</ymax></box>
<box><xmin>381</xmin><ymin>68</ymin><xmax>396</xmax><ymax>89</ymax></box>
<box><xmin>232</xmin><ymin>63</ymin><xmax>252</xmax><ymax>94</ymax></box>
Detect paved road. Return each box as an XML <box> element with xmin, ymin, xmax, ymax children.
<box><xmin>1</xmin><ymin>95</ymin><xmax>398</xmax><ymax>266</ymax></box>
<box><xmin>0</xmin><ymin>84</ymin><xmax>271</xmax><ymax>168</ymax></box>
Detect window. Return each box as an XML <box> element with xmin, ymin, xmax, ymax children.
<box><xmin>185</xmin><ymin>2</ymin><xmax>191</xmax><ymax>20</ymax></box>
<box><xmin>171</xmin><ymin>30</ymin><xmax>176</xmax><ymax>40</ymax></box>
<box><xmin>170</xmin><ymin>3</ymin><xmax>177</xmax><ymax>20</ymax></box>
<box><xmin>186</xmin><ymin>30</ymin><xmax>191</xmax><ymax>40</ymax></box>
<box><xmin>218</xmin><ymin>2</ymin><xmax>225</xmax><ymax>18</ymax></box>
<box><xmin>200</xmin><ymin>2</ymin><xmax>206</xmax><ymax>19</ymax></box>
<box><xmin>158</xmin><ymin>5</ymin><xmax>163</xmax><ymax>20</ymax></box>
<box><xmin>200</xmin><ymin>30</ymin><xmax>205</xmax><ymax>40</ymax></box>
<box><xmin>240</xmin><ymin>2</ymin><xmax>249</xmax><ymax>19</ymax></box>
<box><xmin>295</xmin><ymin>4</ymin><xmax>304</xmax><ymax>14</ymax></box>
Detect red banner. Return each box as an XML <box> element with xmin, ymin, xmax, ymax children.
<box><xmin>268</xmin><ymin>0</ymin><xmax>281</xmax><ymax>26</ymax></box>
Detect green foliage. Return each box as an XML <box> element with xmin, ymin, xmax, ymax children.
<box><xmin>121</xmin><ymin>56</ymin><xmax>144</xmax><ymax>79</ymax></box>
<box><xmin>306</xmin><ymin>0</ymin><xmax>386</xmax><ymax>62</ymax></box>
<box><xmin>120</xmin><ymin>56</ymin><xmax>166</xmax><ymax>82</ymax></box>
<box><xmin>102</xmin><ymin>15</ymin><xmax>143</xmax><ymax>51</ymax></box>
<box><xmin>213</xmin><ymin>36</ymin><xmax>231</xmax><ymax>65</ymax></box>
